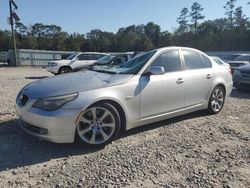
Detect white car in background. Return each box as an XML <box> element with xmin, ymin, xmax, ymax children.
<box><xmin>46</xmin><ymin>52</ymin><xmax>108</xmax><ymax>74</ymax></box>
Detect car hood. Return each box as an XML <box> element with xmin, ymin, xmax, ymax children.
<box><xmin>23</xmin><ymin>71</ymin><xmax>133</xmax><ymax>99</ymax></box>
<box><xmin>236</xmin><ymin>64</ymin><xmax>250</xmax><ymax>73</ymax></box>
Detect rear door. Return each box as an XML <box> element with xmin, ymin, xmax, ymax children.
<box><xmin>181</xmin><ymin>49</ymin><xmax>213</xmax><ymax>107</ymax></box>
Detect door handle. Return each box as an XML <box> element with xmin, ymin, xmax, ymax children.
<box><xmin>206</xmin><ymin>74</ymin><xmax>212</xmax><ymax>79</ymax></box>
<box><xmin>176</xmin><ymin>78</ymin><xmax>184</xmax><ymax>84</ymax></box>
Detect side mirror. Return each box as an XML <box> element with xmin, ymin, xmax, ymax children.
<box><xmin>147</xmin><ymin>66</ymin><xmax>165</xmax><ymax>75</ymax></box>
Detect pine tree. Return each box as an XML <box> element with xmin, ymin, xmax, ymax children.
<box><xmin>177</xmin><ymin>8</ymin><xmax>189</xmax><ymax>34</ymax></box>
<box><xmin>224</xmin><ymin>0</ymin><xmax>237</xmax><ymax>28</ymax></box>
<box><xmin>190</xmin><ymin>2</ymin><xmax>205</xmax><ymax>33</ymax></box>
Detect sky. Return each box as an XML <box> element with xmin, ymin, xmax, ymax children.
<box><xmin>0</xmin><ymin>0</ymin><xmax>250</xmax><ymax>34</ymax></box>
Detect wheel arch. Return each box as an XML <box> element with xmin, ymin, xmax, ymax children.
<box><xmin>215</xmin><ymin>83</ymin><xmax>226</xmax><ymax>95</ymax></box>
<box><xmin>211</xmin><ymin>78</ymin><xmax>227</xmax><ymax>96</ymax></box>
<box><xmin>59</xmin><ymin>65</ymin><xmax>72</xmax><ymax>71</ymax></box>
<box><xmin>89</xmin><ymin>99</ymin><xmax>127</xmax><ymax>132</ymax></box>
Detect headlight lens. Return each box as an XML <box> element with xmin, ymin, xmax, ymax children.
<box><xmin>33</xmin><ymin>93</ymin><xmax>78</xmax><ymax>111</ymax></box>
<box><xmin>51</xmin><ymin>62</ymin><xmax>58</xmax><ymax>66</ymax></box>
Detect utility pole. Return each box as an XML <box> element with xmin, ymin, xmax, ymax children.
<box><xmin>8</xmin><ymin>0</ymin><xmax>19</xmax><ymax>66</ymax></box>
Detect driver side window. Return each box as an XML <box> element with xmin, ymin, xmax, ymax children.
<box><xmin>152</xmin><ymin>50</ymin><xmax>182</xmax><ymax>73</ymax></box>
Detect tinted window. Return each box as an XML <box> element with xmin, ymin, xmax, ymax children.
<box><xmin>94</xmin><ymin>54</ymin><xmax>105</xmax><ymax>60</ymax></box>
<box><xmin>152</xmin><ymin>50</ymin><xmax>181</xmax><ymax>73</ymax></box>
<box><xmin>182</xmin><ymin>50</ymin><xmax>203</xmax><ymax>70</ymax></box>
<box><xmin>78</xmin><ymin>54</ymin><xmax>89</xmax><ymax>60</ymax></box>
<box><xmin>201</xmin><ymin>54</ymin><xmax>212</xmax><ymax>68</ymax></box>
<box><xmin>88</xmin><ymin>54</ymin><xmax>96</xmax><ymax>60</ymax></box>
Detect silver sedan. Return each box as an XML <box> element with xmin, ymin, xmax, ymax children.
<box><xmin>16</xmin><ymin>47</ymin><xmax>233</xmax><ymax>147</ymax></box>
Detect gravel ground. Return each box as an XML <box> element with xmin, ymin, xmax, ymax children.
<box><xmin>0</xmin><ymin>67</ymin><xmax>249</xmax><ymax>188</ymax></box>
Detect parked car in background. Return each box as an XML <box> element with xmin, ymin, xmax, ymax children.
<box><xmin>228</xmin><ymin>54</ymin><xmax>250</xmax><ymax>73</ymax></box>
<box><xmin>92</xmin><ymin>52</ymin><xmax>134</xmax><ymax>67</ymax></box>
<box><xmin>210</xmin><ymin>56</ymin><xmax>231</xmax><ymax>71</ymax></box>
<box><xmin>233</xmin><ymin>64</ymin><xmax>250</xmax><ymax>90</ymax></box>
<box><xmin>46</xmin><ymin>52</ymin><xmax>108</xmax><ymax>74</ymax></box>
<box><xmin>16</xmin><ymin>47</ymin><xmax>233</xmax><ymax>148</ymax></box>
<box><xmin>220</xmin><ymin>54</ymin><xmax>240</xmax><ymax>62</ymax></box>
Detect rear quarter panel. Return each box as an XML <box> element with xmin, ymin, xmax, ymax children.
<box><xmin>210</xmin><ymin>62</ymin><xmax>233</xmax><ymax>99</ymax></box>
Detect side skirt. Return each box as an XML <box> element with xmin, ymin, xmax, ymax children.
<box><xmin>126</xmin><ymin>103</ymin><xmax>206</xmax><ymax>130</ymax></box>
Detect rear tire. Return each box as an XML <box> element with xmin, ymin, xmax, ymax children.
<box><xmin>58</xmin><ymin>67</ymin><xmax>71</xmax><ymax>74</ymax></box>
<box><xmin>207</xmin><ymin>86</ymin><xmax>225</xmax><ymax>114</ymax></box>
<box><xmin>75</xmin><ymin>102</ymin><xmax>121</xmax><ymax>148</ymax></box>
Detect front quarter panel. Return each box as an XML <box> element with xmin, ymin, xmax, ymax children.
<box><xmin>63</xmin><ymin>75</ymin><xmax>141</xmax><ymax>130</ymax></box>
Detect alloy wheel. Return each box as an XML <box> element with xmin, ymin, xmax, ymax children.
<box><xmin>77</xmin><ymin>107</ymin><xmax>116</xmax><ymax>145</ymax></box>
<box><xmin>211</xmin><ymin>88</ymin><xmax>224</xmax><ymax>112</ymax></box>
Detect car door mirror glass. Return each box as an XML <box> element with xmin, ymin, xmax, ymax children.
<box><xmin>148</xmin><ymin>66</ymin><xmax>165</xmax><ymax>75</ymax></box>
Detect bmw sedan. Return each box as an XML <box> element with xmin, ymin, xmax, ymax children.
<box><xmin>16</xmin><ymin>47</ymin><xmax>233</xmax><ymax>148</ymax></box>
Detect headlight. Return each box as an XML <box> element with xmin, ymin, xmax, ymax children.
<box><xmin>16</xmin><ymin>86</ymin><xmax>25</xmax><ymax>103</ymax></box>
<box><xmin>51</xmin><ymin>62</ymin><xmax>58</xmax><ymax>66</ymax></box>
<box><xmin>33</xmin><ymin>93</ymin><xmax>78</xmax><ymax>111</ymax></box>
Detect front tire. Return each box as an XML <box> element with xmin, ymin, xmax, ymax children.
<box><xmin>58</xmin><ymin>67</ymin><xmax>71</xmax><ymax>74</ymax></box>
<box><xmin>76</xmin><ymin>103</ymin><xmax>121</xmax><ymax>148</ymax></box>
<box><xmin>207</xmin><ymin>86</ymin><xmax>225</xmax><ymax>114</ymax></box>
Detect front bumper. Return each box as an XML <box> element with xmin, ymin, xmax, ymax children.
<box><xmin>16</xmin><ymin>102</ymin><xmax>82</xmax><ymax>143</ymax></box>
<box><xmin>46</xmin><ymin>66</ymin><xmax>59</xmax><ymax>74</ymax></box>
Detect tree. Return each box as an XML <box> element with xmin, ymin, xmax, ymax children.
<box><xmin>233</xmin><ymin>6</ymin><xmax>249</xmax><ymax>29</ymax></box>
<box><xmin>0</xmin><ymin>30</ymin><xmax>12</xmax><ymax>51</ymax></box>
<box><xmin>190</xmin><ymin>2</ymin><xmax>205</xmax><ymax>33</ymax></box>
<box><xmin>224</xmin><ymin>0</ymin><xmax>237</xmax><ymax>28</ymax></box>
<box><xmin>144</xmin><ymin>22</ymin><xmax>161</xmax><ymax>47</ymax></box>
<box><xmin>176</xmin><ymin>8</ymin><xmax>189</xmax><ymax>34</ymax></box>
<box><xmin>15</xmin><ymin>22</ymin><xmax>28</xmax><ymax>36</ymax></box>
<box><xmin>159</xmin><ymin>31</ymin><xmax>171</xmax><ymax>47</ymax></box>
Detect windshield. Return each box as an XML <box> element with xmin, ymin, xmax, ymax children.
<box><xmin>96</xmin><ymin>55</ymin><xmax>115</xmax><ymax>65</ymax></box>
<box><xmin>91</xmin><ymin>50</ymin><xmax>156</xmax><ymax>75</ymax></box>
<box><xmin>66</xmin><ymin>53</ymin><xmax>78</xmax><ymax>60</ymax></box>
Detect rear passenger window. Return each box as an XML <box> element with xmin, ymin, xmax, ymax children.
<box><xmin>182</xmin><ymin>50</ymin><xmax>203</xmax><ymax>70</ymax></box>
<box><xmin>78</xmin><ymin>54</ymin><xmax>89</xmax><ymax>60</ymax></box>
<box><xmin>94</xmin><ymin>54</ymin><xmax>106</xmax><ymax>60</ymax></box>
<box><xmin>88</xmin><ymin>54</ymin><xmax>96</xmax><ymax>60</ymax></box>
<box><xmin>152</xmin><ymin>50</ymin><xmax>181</xmax><ymax>73</ymax></box>
<box><xmin>201</xmin><ymin>54</ymin><xmax>212</xmax><ymax>68</ymax></box>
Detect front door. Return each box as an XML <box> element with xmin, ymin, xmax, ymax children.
<box><xmin>140</xmin><ymin>50</ymin><xmax>186</xmax><ymax>119</ymax></box>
